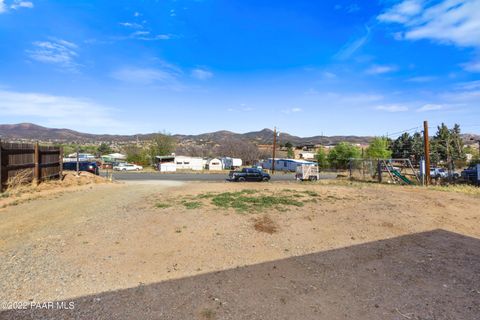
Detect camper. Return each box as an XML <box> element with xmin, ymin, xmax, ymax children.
<box><xmin>221</xmin><ymin>157</ymin><xmax>243</xmax><ymax>170</ymax></box>
<box><xmin>207</xmin><ymin>158</ymin><xmax>223</xmax><ymax>171</ymax></box>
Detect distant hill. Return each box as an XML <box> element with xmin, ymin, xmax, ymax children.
<box><xmin>0</xmin><ymin>123</ymin><xmax>374</xmax><ymax>146</ymax></box>
<box><xmin>1</xmin><ymin>122</ymin><xmax>478</xmax><ymax>147</ymax></box>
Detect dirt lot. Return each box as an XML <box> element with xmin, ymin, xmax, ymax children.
<box><xmin>0</xmin><ymin>180</ymin><xmax>479</xmax><ymax>319</ymax></box>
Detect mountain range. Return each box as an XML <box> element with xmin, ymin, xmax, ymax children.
<box><xmin>0</xmin><ymin>123</ymin><xmax>374</xmax><ymax>146</ymax></box>
<box><xmin>1</xmin><ymin>123</ymin><xmax>479</xmax><ymax>146</ymax></box>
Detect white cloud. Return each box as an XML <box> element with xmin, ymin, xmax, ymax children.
<box><xmin>456</xmin><ymin>80</ymin><xmax>480</xmax><ymax>90</ymax></box>
<box><xmin>132</xmin><ymin>31</ymin><xmax>150</xmax><ymax>36</ymax></box>
<box><xmin>406</xmin><ymin>76</ymin><xmax>436</xmax><ymax>82</ymax></box>
<box><xmin>378</xmin><ymin>0</ymin><xmax>423</xmax><ymax>23</ymax></box>
<box><xmin>11</xmin><ymin>1</ymin><xmax>33</xmax><ymax>9</ymax></box>
<box><xmin>132</xmin><ymin>31</ymin><xmax>172</xmax><ymax>41</ymax></box>
<box><xmin>1</xmin><ymin>0</ymin><xmax>34</xmax><ymax>13</ymax></box>
<box><xmin>227</xmin><ymin>104</ymin><xmax>255</xmax><ymax>112</ymax></box>
<box><xmin>417</xmin><ymin>104</ymin><xmax>444</xmax><ymax>112</ymax></box>
<box><xmin>191</xmin><ymin>68</ymin><xmax>213</xmax><ymax>80</ymax></box>
<box><xmin>119</xmin><ymin>22</ymin><xmax>143</xmax><ymax>29</ymax></box>
<box><xmin>0</xmin><ymin>0</ymin><xmax>7</xmax><ymax>13</ymax></box>
<box><xmin>376</xmin><ymin>105</ymin><xmax>409</xmax><ymax>112</ymax></box>
<box><xmin>111</xmin><ymin>65</ymin><xmax>182</xmax><ymax>88</ymax></box>
<box><xmin>334</xmin><ymin>27</ymin><xmax>370</xmax><ymax>60</ymax></box>
<box><xmin>379</xmin><ymin>0</ymin><xmax>480</xmax><ymax>48</ymax></box>
<box><xmin>0</xmin><ymin>89</ymin><xmax>126</xmax><ymax>132</ymax></box>
<box><xmin>322</xmin><ymin>71</ymin><xmax>337</xmax><ymax>79</ymax></box>
<box><xmin>116</xmin><ymin>31</ymin><xmax>172</xmax><ymax>41</ymax></box>
<box><xmin>366</xmin><ymin>65</ymin><xmax>398</xmax><ymax>75</ymax></box>
<box><xmin>117</xmin><ymin>19</ymin><xmax>172</xmax><ymax>41</ymax></box>
<box><xmin>335</xmin><ymin>3</ymin><xmax>360</xmax><ymax>13</ymax></box>
<box><xmin>282</xmin><ymin>107</ymin><xmax>303</xmax><ymax>114</ymax></box>
<box><xmin>462</xmin><ymin>60</ymin><xmax>480</xmax><ymax>72</ymax></box>
<box><xmin>26</xmin><ymin>39</ymin><xmax>79</xmax><ymax>71</ymax></box>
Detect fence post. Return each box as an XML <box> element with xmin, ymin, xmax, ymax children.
<box><xmin>0</xmin><ymin>139</ymin><xmax>3</xmax><ymax>192</ymax></box>
<box><xmin>59</xmin><ymin>146</ymin><xmax>63</xmax><ymax>179</ymax></box>
<box><xmin>377</xmin><ymin>160</ymin><xmax>382</xmax><ymax>183</ymax></box>
<box><xmin>34</xmin><ymin>142</ymin><xmax>40</xmax><ymax>185</ymax></box>
<box><xmin>349</xmin><ymin>159</ymin><xmax>353</xmax><ymax>179</ymax></box>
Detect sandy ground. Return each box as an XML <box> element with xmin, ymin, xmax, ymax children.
<box><xmin>0</xmin><ymin>180</ymin><xmax>479</xmax><ymax>319</ymax></box>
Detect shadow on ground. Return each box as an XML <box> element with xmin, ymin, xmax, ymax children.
<box><xmin>2</xmin><ymin>229</ymin><xmax>479</xmax><ymax>320</ymax></box>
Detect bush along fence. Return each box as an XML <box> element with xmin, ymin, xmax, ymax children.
<box><xmin>0</xmin><ymin>140</ymin><xmax>63</xmax><ymax>192</ymax></box>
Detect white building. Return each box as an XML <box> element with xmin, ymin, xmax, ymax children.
<box><xmin>159</xmin><ymin>162</ymin><xmax>176</xmax><ymax>172</ymax></box>
<box><xmin>65</xmin><ymin>153</ymin><xmax>95</xmax><ymax>162</ymax></box>
<box><xmin>208</xmin><ymin>158</ymin><xmax>223</xmax><ymax>171</ymax></box>
<box><xmin>299</xmin><ymin>152</ymin><xmax>315</xmax><ymax>160</ymax></box>
<box><xmin>175</xmin><ymin>156</ymin><xmax>205</xmax><ymax>171</ymax></box>
<box><xmin>221</xmin><ymin>157</ymin><xmax>243</xmax><ymax>170</ymax></box>
<box><xmin>262</xmin><ymin>158</ymin><xmax>316</xmax><ymax>172</ymax></box>
<box><xmin>107</xmin><ymin>153</ymin><xmax>127</xmax><ymax>161</ymax></box>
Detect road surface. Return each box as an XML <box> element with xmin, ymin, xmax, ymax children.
<box><xmin>101</xmin><ymin>171</ymin><xmax>337</xmax><ymax>182</ymax></box>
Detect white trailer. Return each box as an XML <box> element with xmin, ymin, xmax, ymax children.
<box><xmin>232</xmin><ymin>158</ymin><xmax>242</xmax><ymax>168</ymax></box>
<box><xmin>159</xmin><ymin>162</ymin><xmax>176</xmax><ymax>172</ymax></box>
<box><xmin>295</xmin><ymin>164</ymin><xmax>320</xmax><ymax>181</ymax></box>
<box><xmin>208</xmin><ymin>158</ymin><xmax>223</xmax><ymax>171</ymax></box>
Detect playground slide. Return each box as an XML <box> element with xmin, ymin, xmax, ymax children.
<box><xmin>391</xmin><ymin>170</ymin><xmax>413</xmax><ymax>185</ymax></box>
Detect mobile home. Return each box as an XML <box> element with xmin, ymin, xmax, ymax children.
<box><xmin>175</xmin><ymin>156</ymin><xmax>204</xmax><ymax>171</ymax></box>
<box><xmin>262</xmin><ymin>158</ymin><xmax>316</xmax><ymax>172</ymax></box>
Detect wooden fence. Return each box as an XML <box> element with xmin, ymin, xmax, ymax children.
<box><xmin>0</xmin><ymin>140</ymin><xmax>63</xmax><ymax>192</ymax></box>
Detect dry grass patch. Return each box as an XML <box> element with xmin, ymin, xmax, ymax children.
<box><xmin>254</xmin><ymin>215</ymin><xmax>278</xmax><ymax>234</ymax></box>
<box><xmin>0</xmin><ymin>172</ymin><xmax>110</xmax><ymax>210</ymax></box>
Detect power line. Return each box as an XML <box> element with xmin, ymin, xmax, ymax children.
<box><xmin>385</xmin><ymin>126</ymin><xmax>421</xmax><ymax>138</ymax></box>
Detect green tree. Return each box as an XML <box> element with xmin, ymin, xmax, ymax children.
<box><xmin>391</xmin><ymin>133</ymin><xmax>413</xmax><ymax>159</ymax></box>
<box><xmin>411</xmin><ymin>132</ymin><xmax>424</xmax><ymax>163</ymax></box>
<box><xmin>327</xmin><ymin>142</ymin><xmax>361</xmax><ymax>169</ymax></box>
<box><xmin>285</xmin><ymin>141</ymin><xmax>294</xmax><ymax>159</ymax></box>
<box><xmin>315</xmin><ymin>148</ymin><xmax>329</xmax><ymax>169</ymax></box>
<box><xmin>124</xmin><ymin>144</ymin><xmax>148</xmax><ymax>165</ymax></box>
<box><xmin>97</xmin><ymin>143</ymin><xmax>113</xmax><ymax>155</ymax></box>
<box><xmin>365</xmin><ymin>137</ymin><xmax>392</xmax><ymax>159</ymax></box>
<box><xmin>431</xmin><ymin>123</ymin><xmax>466</xmax><ymax>167</ymax></box>
<box><xmin>147</xmin><ymin>133</ymin><xmax>176</xmax><ymax>165</ymax></box>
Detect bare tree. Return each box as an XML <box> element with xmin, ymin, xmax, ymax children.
<box><xmin>175</xmin><ymin>144</ymin><xmax>214</xmax><ymax>158</ymax></box>
<box><xmin>215</xmin><ymin>138</ymin><xmax>263</xmax><ymax>165</ymax></box>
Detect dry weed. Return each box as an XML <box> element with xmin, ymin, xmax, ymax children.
<box><xmin>254</xmin><ymin>215</ymin><xmax>278</xmax><ymax>234</ymax></box>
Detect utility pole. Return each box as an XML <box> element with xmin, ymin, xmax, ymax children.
<box><xmin>423</xmin><ymin>121</ymin><xmax>431</xmax><ymax>186</ymax></box>
<box><xmin>272</xmin><ymin>127</ymin><xmax>277</xmax><ymax>174</ymax></box>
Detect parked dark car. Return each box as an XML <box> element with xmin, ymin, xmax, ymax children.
<box><xmin>461</xmin><ymin>164</ymin><xmax>480</xmax><ymax>185</ymax></box>
<box><xmin>228</xmin><ymin>168</ymin><xmax>270</xmax><ymax>182</ymax></box>
<box><xmin>63</xmin><ymin>161</ymin><xmax>99</xmax><ymax>175</ymax></box>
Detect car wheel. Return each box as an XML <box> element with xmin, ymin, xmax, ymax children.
<box><xmin>309</xmin><ymin>176</ymin><xmax>318</xmax><ymax>181</ymax></box>
<box><xmin>238</xmin><ymin>177</ymin><xmax>246</xmax><ymax>182</ymax></box>
<box><xmin>262</xmin><ymin>177</ymin><xmax>270</xmax><ymax>182</ymax></box>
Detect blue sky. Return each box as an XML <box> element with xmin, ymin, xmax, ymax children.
<box><xmin>0</xmin><ymin>0</ymin><xmax>479</xmax><ymax>136</ymax></box>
